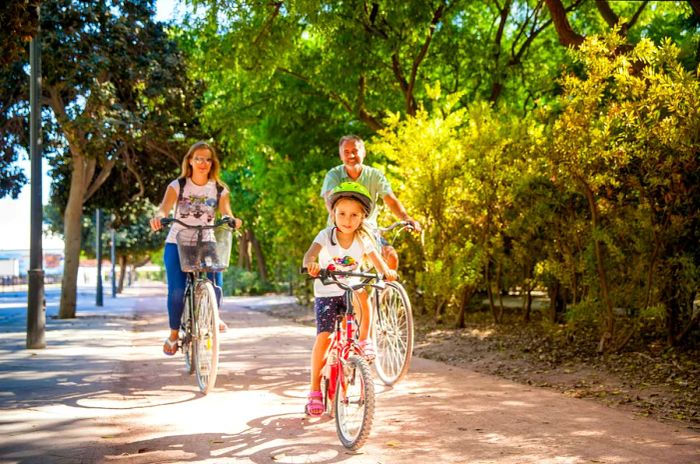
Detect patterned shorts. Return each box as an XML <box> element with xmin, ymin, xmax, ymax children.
<box><xmin>314</xmin><ymin>295</ymin><xmax>347</xmax><ymax>334</ymax></box>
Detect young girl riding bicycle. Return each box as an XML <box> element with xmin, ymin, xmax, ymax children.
<box><xmin>302</xmin><ymin>181</ymin><xmax>397</xmax><ymax>417</ymax></box>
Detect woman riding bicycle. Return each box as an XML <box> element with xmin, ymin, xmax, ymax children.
<box><xmin>149</xmin><ymin>141</ymin><xmax>242</xmax><ymax>356</ymax></box>
<box><xmin>302</xmin><ymin>181</ymin><xmax>397</xmax><ymax>416</ymax></box>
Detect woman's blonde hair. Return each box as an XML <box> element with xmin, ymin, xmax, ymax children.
<box><xmin>179</xmin><ymin>141</ymin><xmax>228</xmax><ymax>189</ymax></box>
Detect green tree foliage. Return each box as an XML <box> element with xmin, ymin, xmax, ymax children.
<box><xmin>0</xmin><ymin>0</ymin><xmax>201</xmax><ymax>318</ymax></box>
<box><xmin>549</xmin><ymin>31</ymin><xmax>700</xmax><ymax>350</ymax></box>
<box><xmin>174</xmin><ymin>0</ymin><xmax>697</xmax><ymax>349</ymax></box>
<box><xmin>0</xmin><ymin>1</ymin><xmax>40</xmax><ymax>198</ymax></box>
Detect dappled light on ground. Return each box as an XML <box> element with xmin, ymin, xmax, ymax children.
<box><xmin>0</xmin><ymin>285</ymin><xmax>697</xmax><ymax>463</ymax></box>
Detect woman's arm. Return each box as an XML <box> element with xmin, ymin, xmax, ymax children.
<box><xmin>150</xmin><ymin>185</ymin><xmax>178</xmax><ymax>232</ymax></box>
<box><xmin>218</xmin><ymin>192</ymin><xmax>243</xmax><ymax>229</ymax></box>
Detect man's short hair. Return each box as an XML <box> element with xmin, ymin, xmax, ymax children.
<box><xmin>338</xmin><ymin>135</ymin><xmax>365</xmax><ymax>156</ymax></box>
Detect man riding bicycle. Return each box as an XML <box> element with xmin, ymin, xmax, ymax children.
<box><xmin>321</xmin><ymin>135</ymin><xmax>422</xmax><ymax>271</ymax></box>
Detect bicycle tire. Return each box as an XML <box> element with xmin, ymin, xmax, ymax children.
<box><xmin>321</xmin><ymin>375</ymin><xmax>335</xmax><ymax>418</ymax></box>
<box><xmin>180</xmin><ymin>293</ymin><xmax>195</xmax><ymax>375</ymax></box>
<box><xmin>193</xmin><ymin>280</ymin><xmax>220</xmax><ymax>394</ymax></box>
<box><xmin>335</xmin><ymin>355</ymin><xmax>375</xmax><ymax>450</ymax></box>
<box><xmin>373</xmin><ymin>281</ymin><xmax>414</xmax><ymax>386</ymax></box>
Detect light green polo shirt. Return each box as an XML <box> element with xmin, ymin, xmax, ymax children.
<box><xmin>321</xmin><ymin>164</ymin><xmax>393</xmax><ymax>227</ymax></box>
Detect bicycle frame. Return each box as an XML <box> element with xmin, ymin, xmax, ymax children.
<box><xmin>324</xmin><ymin>290</ymin><xmax>359</xmax><ymax>405</ymax></box>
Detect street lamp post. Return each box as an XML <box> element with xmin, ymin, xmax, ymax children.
<box><xmin>95</xmin><ymin>209</ymin><xmax>103</xmax><ymax>307</ymax></box>
<box><xmin>27</xmin><ymin>7</ymin><xmax>45</xmax><ymax>349</ymax></box>
<box><xmin>111</xmin><ymin>216</ymin><xmax>116</xmax><ymax>298</ymax></box>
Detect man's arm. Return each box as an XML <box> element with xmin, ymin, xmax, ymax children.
<box><xmin>383</xmin><ymin>193</ymin><xmax>422</xmax><ymax>232</ymax></box>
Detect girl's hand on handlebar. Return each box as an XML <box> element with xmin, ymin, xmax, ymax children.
<box><xmin>384</xmin><ymin>269</ymin><xmax>398</xmax><ymax>282</ymax></box>
<box><xmin>306</xmin><ymin>262</ymin><xmax>320</xmax><ymax>277</ymax></box>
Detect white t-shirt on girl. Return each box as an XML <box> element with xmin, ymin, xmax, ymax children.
<box><xmin>312</xmin><ymin>226</ymin><xmax>373</xmax><ymax>297</ymax></box>
<box><xmin>165</xmin><ymin>178</ymin><xmax>228</xmax><ymax>244</ymax></box>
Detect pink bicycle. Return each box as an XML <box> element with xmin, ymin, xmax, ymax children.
<box><xmin>302</xmin><ymin>267</ymin><xmax>383</xmax><ymax>450</ymax></box>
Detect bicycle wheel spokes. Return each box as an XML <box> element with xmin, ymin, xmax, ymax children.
<box><xmin>180</xmin><ymin>297</ymin><xmax>195</xmax><ymax>375</ymax></box>
<box><xmin>374</xmin><ymin>282</ymin><xmax>414</xmax><ymax>386</ymax></box>
<box><xmin>335</xmin><ymin>355</ymin><xmax>374</xmax><ymax>450</ymax></box>
<box><xmin>194</xmin><ymin>281</ymin><xmax>220</xmax><ymax>394</ymax></box>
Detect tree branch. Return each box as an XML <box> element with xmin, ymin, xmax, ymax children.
<box><xmin>690</xmin><ymin>0</ymin><xmax>700</xmax><ymax>19</ymax></box>
<box><xmin>595</xmin><ymin>0</ymin><xmax>618</xmax><ymax>27</ymax></box>
<box><xmin>124</xmin><ymin>147</ymin><xmax>145</xmax><ymax>199</ymax></box>
<box><xmin>253</xmin><ymin>1</ymin><xmax>283</xmax><ymax>46</ymax></box>
<box><xmin>544</xmin><ymin>0</ymin><xmax>585</xmax><ymax>47</ymax></box>
<box><xmin>83</xmin><ymin>158</ymin><xmax>116</xmax><ymax>202</ymax></box>
<box><xmin>625</xmin><ymin>1</ymin><xmax>648</xmax><ymax>31</ymax></box>
<box><xmin>489</xmin><ymin>0</ymin><xmax>512</xmax><ymax>102</ymax></box>
<box><xmin>406</xmin><ymin>2</ymin><xmax>445</xmax><ymax>115</ymax></box>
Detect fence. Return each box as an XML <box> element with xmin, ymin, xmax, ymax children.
<box><xmin>0</xmin><ymin>275</ymin><xmax>62</xmax><ymax>293</ymax></box>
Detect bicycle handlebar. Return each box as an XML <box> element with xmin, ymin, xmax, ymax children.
<box><xmin>160</xmin><ymin>216</ymin><xmax>238</xmax><ymax>230</ymax></box>
<box><xmin>300</xmin><ymin>267</ymin><xmax>383</xmax><ymax>291</ymax></box>
<box><xmin>377</xmin><ymin>220</ymin><xmax>415</xmax><ymax>235</ymax></box>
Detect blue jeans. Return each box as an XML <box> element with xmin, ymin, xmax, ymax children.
<box><xmin>164</xmin><ymin>243</ymin><xmax>223</xmax><ymax>330</ymax></box>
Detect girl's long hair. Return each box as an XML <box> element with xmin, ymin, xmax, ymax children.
<box><xmin>179</xmin><ymin>141</ymin><xmax>229</xmax><ymax>190</ymax></box>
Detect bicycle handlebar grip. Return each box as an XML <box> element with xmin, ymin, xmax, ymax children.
<box><xmin>221</xmin><ymin>215</ymin><xmax>238</xmax><ymax>229</ymax></box>
<box><xmin>160</xmin><ymin>217</ymin><xmax>173</xmax><ymax>227</ymax></box>
<box><xmin>299</xmin><ymin>267</ymin><xmax>308</xmax><ymax>274</ymax></box>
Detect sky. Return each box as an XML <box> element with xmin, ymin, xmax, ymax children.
<box><xmin>0</xmin><ymin>0</ymin><xmax>183</xmax><ymax>252</ymax></box>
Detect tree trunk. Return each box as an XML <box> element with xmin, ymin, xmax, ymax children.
<box><xmin>581</xmin><ymin>183</ymin><xmax>615</xmax><ymax>352</ymax></box>
<box><xmin>485</xmin><ymin>260</ymin><xmax>501</xmax><ymax>323</ymax></box>
<box><xmin>58</xmin><ymin>154</ymin><xmax>89</xmax><ymax>319</ymax></box>
<box><xmin>523</xmin><ymin>286</ymin><xmax>533</xmax><ymax>322</ymax></box>
<box><xmin>456</xmin><ymin>286</ymin><xmax>474</xmax><ymax>329</ymax></box>
<box><xmin>434</xmin><ymin>298</ymin><xmax>445</xmax><ymax>324</ymax></box>
<box><xmin>238</xmin><ymin>229</ymin><xmax>251</xmax><ymax>270</ymax></box>
<box><xmin>117</xmin><ymin>254</ymin><xmax>128</xmax><ymax>293</ymax></box>
<box><xmin>248</xmin><ymin>229</ymin><xmax>268</xmax><ymax>282</ymax></box>
<box><xmin>548</xmin><ymin>281</ymin><xmax>559</xmax><ymax>323</ymax></box>
<box><xmin>496</xmin><ymin>260</ymin><xmax>505</xmax><ymax>317</ymax></box>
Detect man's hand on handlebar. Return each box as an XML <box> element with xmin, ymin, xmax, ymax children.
<box><xmin>404</xmin><ymin>217</ymin><xmax>422</xmax><ymax>233</ymax></box>
<box><xmin>384</xmin><ymin>268</ymin><xmax>398</xmax><ymax>282</ymax></box>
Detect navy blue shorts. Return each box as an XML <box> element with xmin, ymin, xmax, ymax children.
<box><xmin>314</xmin><ymin>296</ymin><xmax>346</xmax><ymax>334</ymax></box>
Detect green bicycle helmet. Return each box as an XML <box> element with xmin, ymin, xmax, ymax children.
<box><xmin>329</xmin><ymin>181</ymin><xmax>372</xmax><ymax>216</ymax></box>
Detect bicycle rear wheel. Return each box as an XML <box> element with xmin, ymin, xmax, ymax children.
<box><xmin>374</xmin><ymin>281</ymin><xmax>414</xmax><ymax>386</ymax></box>
<box><xmin>335</xmin><ymin>355</ymin><xmax>375</xmax><ymax>450</ymax></box>
<box><xmin>193</xmin><ymin>280</ymin><xmax>220</xmax><ymax>394</ymax></box>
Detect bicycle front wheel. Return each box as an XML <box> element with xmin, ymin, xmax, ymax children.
<box><xmin>193</xmin><ymin>280</ymin><xmax>220</xmax><ymax>394</ymax></box>
<box><xmin>180</xmin><ymin>293</ymin><xmax>195</xmax><ymax>375</ymax></box>
<box><xmin>335</xmin><ymin>355</ymin><xmax>375</xmax><ymax>450</ymax></box>
<box><xmin>374</xmin><ymin>281</ymin><xmax>414</xmax><ymax>386</ymax></box>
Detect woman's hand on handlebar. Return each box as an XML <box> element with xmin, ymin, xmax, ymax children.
<box><xmin>222</xmin><ymin>215</ymin><xmax>243</xmax><ymax>229</ymax></box>
<box><xmin>150</xmin><ymin>215</ymin><xmax>164</xmax><ymax>232</ymax></box>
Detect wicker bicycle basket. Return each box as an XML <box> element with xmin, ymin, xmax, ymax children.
<box><xmin>175</xmin><ymin>225</ymin><xmax>233</xmax><ymax>273</ymax></box>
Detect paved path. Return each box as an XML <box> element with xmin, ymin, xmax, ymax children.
<box><xmin>0</xmin><ymin>283</ymin><xmax>698</xmax><ymax>463</ymax></box>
